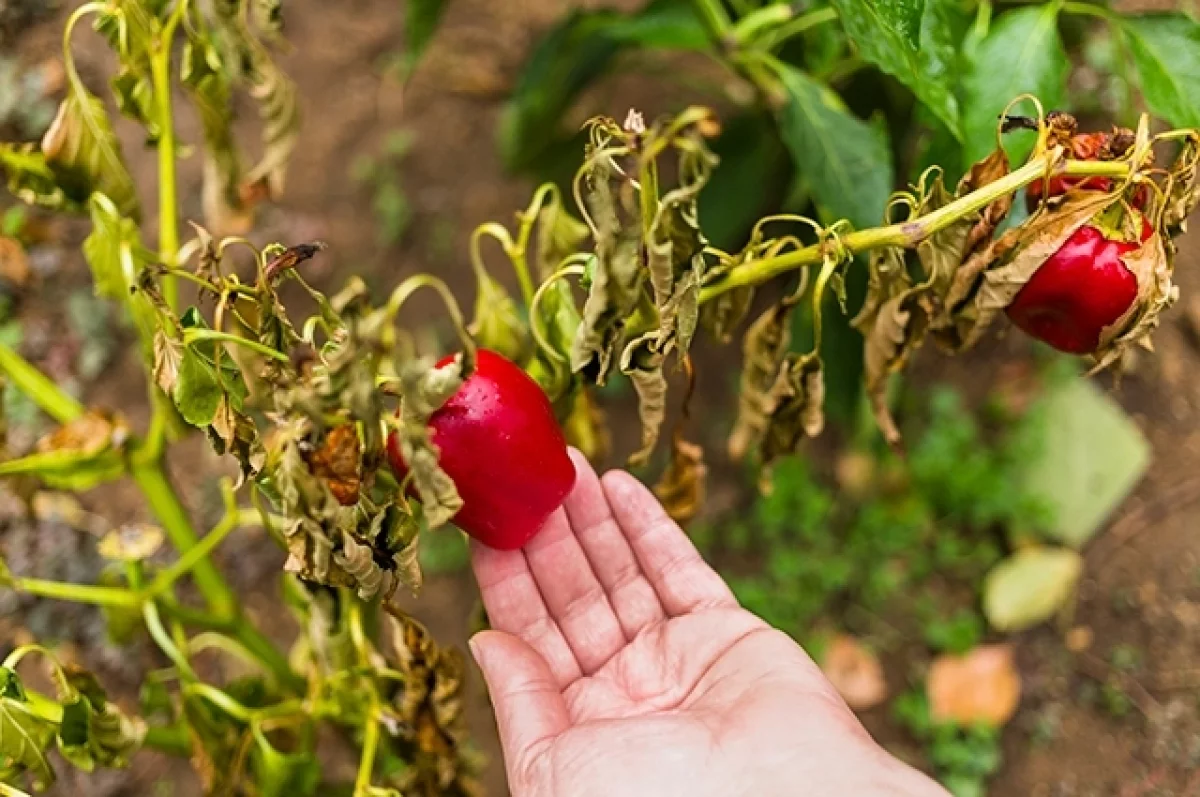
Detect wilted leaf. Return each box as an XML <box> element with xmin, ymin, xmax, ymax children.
<box><xmin>209</xmin><ymin>397</ymin><xmax>265</xmax><ymax>486</ymax></box>
<box><xmin>41</xmin><ymin>80</ymin><xmax>140</xmax><ymax>219</ymax></box>
<box><xmin>0</xmin><ymin>410</ymin><xmax>131</xmax><ymax>490</ymax></box>
<box><xmin>83</xmin><ymin>193</ymin><xmax>154</xmax><ymax>303</ymax></box>
<box><xmin>182</xmin><ymin>37</ymin><xmax>247</xmax><ymax>234</ymax></box>
<box><xmin>760</xmin><ymin>352</ymin><xmax>825</xmax><ymax>464</ymax></box>
<box><xmin>470</xmin><ymin>274</ymin><xmax>528</xmax><ymax>363</ymax></box>
<box><xmin>98</xmin><ymin>523</ymin><xmax>164</xmax><ymax>562</ymax></box>
<box><xmin>334</xmin><ymin>534</ymin><xmax>388</xmax><ymax>601</ymax></box>
<box><xmin>1094</xmin><ymin>231</ymin><xmax>1176</xmax><ymax>371</ymax></box>
<box><xmin>620</xmin><ymin>334</ymin><xmax>667</xmax><ymax>467</ymax></box>
<box><xmin>0</xmin><ymin>143</ymin><xmax>90</xmax><ymax>212</ymax></box>
<box><xmin>397</xmin><ymin>358</ymin><xmax>465</xmax><ymax>528</ymax></box>
<box><xmin>570</xmin><ymin>163</ymin><xmax>643</xmax><ymax>381</ymax></box>
<box><xmin>56</xmin><ymin>665</ymin><xmax>145</xmax><ymax>771</ymax></box>
<box><xmin>536</xmin><ymin>194</ymin><xmax>590</xmax><ymax>280</ymax></box>
<box><xmin>728</xmin><ymin>302</ymin><xmax>791</xmax><ymax>460</ymax></box>
<box><xmin>173</xmin><ymin>308</ymin><xmax>250</xmax><ymax>427</ymax></box>
<box><xmin>1019</xmin><ymin>379</ymin><xmax>1150</xmax><ymax>548</ymax></box>
<box><xmin>94</xmin><ymin>1</ymin><xmax>158</xmax><ymax>140</ymax></box>
<box><xmin>927</xmin><ymin>644</ymin><xmax>1020</xmax><ymax>726</ymax></box>
<box><xmin>820</xmin><ymin>634</ymin><xmax>887</xmax><ymax>711</ymax></box>
<box><xmin>653</xmin><ymin>433</ymin><xmax>705</xmax><ymax>524</ymax></box>
<box><xmin>152</xmin><ymin>332</ymin><xmax>184</xmax><ymax>396</ymax></box>
<box><xmin>528</xmin><ymin>278</ymin><xmax>583</xmax><ymax>405</ymax></box>
<box><xmin>983</xmin><ymin>546</ymin><xmax>1082</xmax><ymax>632</ymax></box>
<box><xmin>305</xmin><ymin>424</ymin><xmax>361</xmax><ymax>506</ymax></box>
<box><xmin>1163</xmin><ymin>134</ymin><xmax>1199</xmax><ymax>232</ymax></box>
<box><xmin>0</xmin><ymin>667</ymin><xmax>56</xmax><ymax>790</ymax></box>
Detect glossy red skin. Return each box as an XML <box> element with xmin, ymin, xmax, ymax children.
<box><xmin>387</xmin><ymin>349</ymin><xmax>575</xmax><ymax>551</ymax></box>
<box><xmin>1005</xmin><ymin>220</ymin><xmax>1151</xmax><ymax>354</ymax></box>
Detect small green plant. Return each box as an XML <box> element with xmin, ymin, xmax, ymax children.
<box><xmin>893</xmin><ymin>690</ymin><xmax>1003</xmax><ymax>797</ymax></box>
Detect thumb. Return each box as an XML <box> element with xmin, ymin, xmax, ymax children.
<box><xmin>470</xmin><ymin>630</ymin><xmax>570</xmax><ymax>773</ymax></box>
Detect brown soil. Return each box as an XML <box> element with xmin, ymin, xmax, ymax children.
<box><xmin>3</xmin><ymin>1</ymin><xmax>1200</xmax><ymax>795</ymax></box>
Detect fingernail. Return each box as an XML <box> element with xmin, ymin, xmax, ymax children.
<box><xmin>467</xmin><ymin>634</ymin><xmax>485</xmax><ymax>667</ymax></box>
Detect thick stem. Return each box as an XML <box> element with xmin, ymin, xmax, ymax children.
<box><xmin>699</xmin><ymin>155</ymin><xmax>1134</xmax><ymax>301</ymax></box>
<box><xmin>131</xmin><ymin>460</ymin><xmax>235</xmax><ymax>616</ymax></box>
<box><xmin>151</xmin><ymin>20</ymin><xmax>181</xmax><ymax>309</ymax></box>
<box><xmin>691</xmin><ymin>0</ymin><xmax>733</xmax><ymax>39</ymax></box>
<box><xmin>144</xmin><ymin>724</ymin><xmax>192</xmax><ymax>757</ymax></box>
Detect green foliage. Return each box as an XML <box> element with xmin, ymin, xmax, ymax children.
<box><xmin>1122</xmin><ymin>14</ymin><xmax>1200</xmax><ymax>128</ymax></box>
<box><xmin>696</xmin><ymin>383</ymin><xmax>1044</xmax><ymax>645</ymax></box>
<box><xmin>893</xmin><ymin>690</ymin><xmax>1003</xmax><ymax>797</ymax></box>
<box><xmin>403</xmin><ymin>0</ymin><xmax>450</xmax><ymax>74</ymax></box>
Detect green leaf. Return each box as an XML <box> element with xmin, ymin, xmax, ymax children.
<box><xmin>983</xmin><ymin>546</ymin><xmax>1082</xmax><ymax>632</ymax></box>
<box><xmin>94</xmin><ymin>1</ymin><xmax>160</xmax><ymax>139</ymax></box>
<box><xmin>1019</xmin><ymin>378</ymin><xmax>1149</xmax><ymax>548</ymax></box>
<box><xmin>498</xmin><ymin>0</ymin><xmax>707</xmax><ymax>171</ymax></box>
<box><xmin>182</xmin><ymin>36</ymin><xmax>244</xmax><ymax>228</ymax></box>
<box><xmin>83</xmin><ymin>193</ymin><xmax>153</xmax><ymax>302</ymax></box>
<box><xmin>0</xmin><ymin>144</ymin><xmax>91</xmax><ymax>213</ymax></box>
<box><xmin>41</xmin><ymin>80</ymin><xmax>141</xmax><ymax>219</ymax></box>
<box><xmin>962</xmin><ymin>4</ymin><xmax>1068</xmax><ymax>166</ymax></box>
<box><xmin>0</xmin><ymin>668</ymin><xmax>56</xmax><ymax>791</ymax></box>
<box><xmin>828</xmin><ymin>0</ymin><xmax>961</xmax><ymax>137</ymax></box>
<box><xmin>774</xmin><ymin>64</ymin><xmax>893</xmax><ymax>229</ymax></box>
<box><xmin>250</xmin><ymin>725</ymin><xmax>319</xmax><ymax>797</ymax></box>
<box><xmin>404</xmin><ymin>0</ymin><xmax>449</xmax><ymax>72</ymax></box>
<box><xmin>1122</xmin><ymin>13</ymin><xmax>1200</xmax><ymax>128</ymax></box>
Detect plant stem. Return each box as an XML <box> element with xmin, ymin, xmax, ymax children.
<box><xmin>10</xmin><ymin>576</ymin><xmax>141</xmax><ymax>608</ymax></box>
<box><xmin>182</xmin><ymin>329</ymin><xmax>291</xmax><ymax>363</ymax></box>
<box><xmin>147</xmin><ymin>511</ymin><xmax>242</xmax><ymax>597</ymax></box>
<box><xmin>691</xmin><ymin>0</ymin><xmax>733</xmax><ymax>39</ymax></box>
<box><xmin>131</xmin><ymin>460</ymin><xmax>235</xmax><ymax>617</ymax></box>
<box><xmin>144</xmin><ymin>724</ymin><xmax>192</xmax><ymax>757</ymax></box>
<box><xmin>699</xmin><ymin>155</ymin><xmax>1134</xmax><ymax>301</ymax></box>
<box><xmin>754</xmin><ymin>7</ymin><xmax>840</xmax><ymax>51</ymax></box>
<box><xmin>731</xmin><ymin>3</ymin><xmax>795</xmax><ymax>45</ymax></box>
<box><xmin>353</xmin><ymin>709</ymin><xmax>381</xmax><ymax>796</ymax></box>
<box><xmin>151</xmin><ymin>17</ymin><xmax>181</xmax><ymax>310</ymax></box>
<box><xmin>0</xmin><ymin>341</ymin><xmax>83</xmax><ymax>424</ymax></box>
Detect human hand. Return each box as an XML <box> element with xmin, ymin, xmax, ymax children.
<box><xmin>468</xmin><ymin>450</ymin><xmax>949</xmax><ymax>797</ymax></box>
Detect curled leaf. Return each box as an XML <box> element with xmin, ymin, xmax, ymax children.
<box><xmin>528</xmin><ymin>277</ymin><xmax>583</xmax><ymax>406</ymax></box>
<box><xmin>728</xmin><ymin>302</ymin><xmax>791</xmax><ymax>460</ymax></box>
<box><xmin>653</xmin><ymin>433</ymin><xmax>706</xmax><ymax>525</ymax></box>
<box><xmin>1164</xmin><ymin>133</ymin><xmax>1200</xmax><ymax>233</ymax></box>
<box><xmin>535</xmin><ymin>193</ymin><xmax>589</xmax><ymax>280</ymax></box>
<box><xmin>1093</xmin><ymin>230</ymin><xmax>1177</xmax><ymax>372</ymax></box>
<box><xmin>0</xmin><ymin>667</ymin><xmax>57</xmax><ymax>790</ymax></box>
<box><xmin>620</xmin><ymin>334</ymin><xmax>667</xmax><ymax>467</ymax></box>
<box><xmin>152</xmin><ymin>331</ymin><xmax>184</xmax><ymax>396</ymax></box>
<box><xmin>760</xmin><ymin>352</ymin><xmax>825</xmax><ymax>465</ymax></box>
<box><xmin>334</xmin><ymin>534</ymin><xmax>388</xmax><ymax>601</ymax></box>
<box><xmin>397</xmin><ymin>358</ymin><xmax>466</xmax><ymax>527</ymax></box>
<box><xmin>470</xmin><ymin>274</ymin><xmax>528</xmax><ymax>363</ymax></box>
<box><xmin>56</xmin><ymin>665</ymin><xmax>146</xmax><ymax>770</ymax></box>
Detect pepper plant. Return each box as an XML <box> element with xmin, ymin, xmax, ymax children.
<box><xmin>0</xmin><ymin>1</ymin><xmax>1198</xmax><ymax>795</ymax></box>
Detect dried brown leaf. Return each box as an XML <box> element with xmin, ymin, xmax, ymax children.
<box><xmin>653</xmin><ymin>433</ymin><xmax>706</xmax><ymax>525</ymax></box>
<box><xmin>305</xmin><ymin>423</ymin><xmax>362</xmax><ymax>506</ymax></box>
<box><xmin>621</xmin><ymin>334</ymin><xmax>667</xmax><ymax>467</ymax></box>
<box><xmin>152</xmin><ymin>332</ymin><xmax>184</xmax><ymax>397</ymax></box>
<box><xmin>0</xmin><ymin>236</ymin><xmax>31</xmax><ymax>288</ymax></box>
<box><xmin>37</xmin><ymin>410</ymin><xmax>128</xmax><ymax>457</ymax></box>
<box><xmin>760</xmin><ymin>352</ymin><xmax>825</xmax><ymax>463</ymax></box>
<box><xmin>701</xmin><ymin>285</ymin><xmax>754</xmax><ymax>344</ymax></box>
<box><xmin>728</xmin><ymin>303</ymin><xmax>791</xmax><ymax>460</ymax></box>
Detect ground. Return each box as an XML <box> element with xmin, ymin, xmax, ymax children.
<box><xmin>2</xmin><ymin>0</ymin><xmax>1199</xmax><ymax>795</ymax></box>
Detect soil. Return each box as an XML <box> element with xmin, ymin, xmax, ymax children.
<box><xmin>2</xmin><ymin>1</ymin><xmax>1199</xmax><ymax>796</ymax></box>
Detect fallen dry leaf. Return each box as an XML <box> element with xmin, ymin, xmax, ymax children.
<box><xmin>821</xmin><ymin>634</ymin><xmax>887</xmax><ymax>711</ymax></box>
<box><xmin>0</xmin><ymin>236</ymin><xmax>31</xmax><ymax>288</ymax></box>
<box><xmin>928</xmin><ymin>643</ymin><xmax>1021</xmax><ymax>727</ymax></box>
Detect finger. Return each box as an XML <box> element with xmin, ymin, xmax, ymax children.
<box><xmin>601</xmin><ymin>470</ymin><xmax>737</xmax><ymax>616</ymax></box>
<box><xmin>471</xmin><ymin>541</ymin><xmax>582</xmax><ymax>686</ymax></box>
<box><xmin>564</xmin><ymin>449</ymin><xmax>666</xmax><ymax>637</ymax></box>
<box><xmin>523</xmin><ymin>504</ymin><xmax>627</xmax><ymax>675</ymax></box>
<box><xmin>470</xmin><ymin>630</ymin><xmax>569</xmax><ymax>787</ymax></box>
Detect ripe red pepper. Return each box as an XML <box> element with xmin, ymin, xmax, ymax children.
<box><xmin>1005</xmin><ymin>217</ymin><xmax>1152</xmax><ymax>355</ymax></box>
<box><xmin>387</xmin><ymin>349</ymin><xmax>576</xmax><ymax>550</ymax></box>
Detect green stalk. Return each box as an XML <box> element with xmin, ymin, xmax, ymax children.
<box><xmin>699</xmin><ymin>155</ymin><xmax>1134</xmax><ymax>301</ymax></box>
<box><xmin>182</xmin><ymin>329</ymin><xmax>292</xmax><ymax>363</ymax></box>
<box><xmin>691</xmin><ymin>0</ymin><xmax>733</xmax><ymax>39</ymax></box>
<box><xmin>0</xmin><ymin>341</ymin><xmax>83</xmax><ymax>424</ymax></box>
<box><xmin>144</xmin><ymin>724</ymin><xmax>192</xmax><ymax>757</ymax></box>
<box><xmin>9</xmin><ymin>577</ymin><xmax>141</xmax><ymax>608</ymax></box>
<box><xmin>131</xmin><ymin>461</ymin><xmax>235</xmax><ymax>617</ymax></box>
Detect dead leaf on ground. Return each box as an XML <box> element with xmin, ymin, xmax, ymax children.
<box><xmin>821</xmin><ymin>634</ymin><xmax>887</xmax><ymax>711</ymax></box>
<box><xmin>928</xmin><ymin>643</ymin><xmax>1021</xmax><ymax>727</ymax></box>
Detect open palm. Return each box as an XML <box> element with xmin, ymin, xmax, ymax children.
<box><xmin>469</xmin><ymin>451</ymin><xmax>947</xmax><ymax>797</ymax></box>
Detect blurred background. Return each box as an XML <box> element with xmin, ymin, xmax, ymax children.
<box><xmin>1</xmin><ymin>0</ymin><xmax>1199</xmax><ymax>795</ymax></box>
